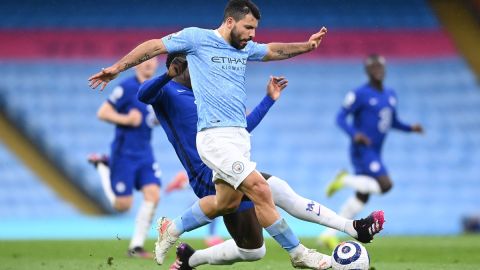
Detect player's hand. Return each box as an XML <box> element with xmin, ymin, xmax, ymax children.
<box><xmin>354</xmin><ymin>133</ymin><xmax>371</xmax><ymax>145</ymax></box>
<box><xmin>88</xmin><ymin>66</ymin><xmax>120</xmax><ymax>91</ymax></box>
<box><xmin>411</xmin><ymin>124</ymin><xmax>424</xmax><ymax>134</ymax></box>
<box><xmin>126</xmin><ymin>108</ymin><xmax>143</xmax><ymax>127</ymax></box>
<box><xmin>308</xmin><ymin>27</ymin><xmax>328</xmax><ymax>51</ymax></box>
<box><xmin>167</xmin><ymin>56</ymin><xmax>188</xmax><ymax>78</ymax></box>
<box><xmin>267</xmin><ymin>76</ymin><xmax>288</xmax><ymax>101</ymax></box>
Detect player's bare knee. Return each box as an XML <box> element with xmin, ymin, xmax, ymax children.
<box><xmin>380</xmin><ymin>180</ymin><xmax>393</xmax><ymax>194</ymax></box>
<box><xmin>248</xmin><ymin>180</ymin><xmax>272</xmax><ymax>203</ymax></box>
<box><xmin>356</xmin><ymin>192</ymin><xmax>370</xmax><ymax>203</ymax></box>
<box><xmin>378</xmin><ymin>177</ymin><xmax>393</xmax><ymax>194</ymax></box>
<box><xmin>143</xmin><ymin>186</ymin><xmax>160</xmax><ymax>204</ymax></box>
<box><xmin>114</xmin><ymin>197</ymin><xmax>133</xmax><ymax>212</ymax></box>
<box><xmin>114</xmin><ymin>202</ymin><xmax>132</xmax><ymax>212</ymax></box>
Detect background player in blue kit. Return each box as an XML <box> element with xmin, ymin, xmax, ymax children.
<box><xmin>88</xmin><ymin>0</ymin><xmax>348</xmax><ymax>268</ymax></box>
<box><xmin>320</xmin><ymin>54</ymin><xmax>424</xmax><ymax>249</ymax></box>
<box><xmin>138</xmin><ymin>54</ymin><xmax>384</xmax><ymax>269</ymax></box>
<box><xmin>91</xmin><ymin>58</ymin><xmax>162</xmax><ymax>258</ymax></box>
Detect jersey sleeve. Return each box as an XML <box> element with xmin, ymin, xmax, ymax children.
<box><xmin>108</xmin><ymin>86</ymin><xmax>130</xmax><ymax>111</ymax></box>
<box><xmin>246</xmin><ymin>95</ymin><xmax>275</xmax><ymax>133</ymax></box>
<box><xmin>246</xmin><ymin>41</ymin><xmax>268</xmax><ymax>61</ymax></box>
<box><xmin>336</xmin><ymin>90</ymin><xmax>362</xmax><ymax>138</ymax></box>
<box><xmin>138</xmin><ymin>73</ymin><xmax>172</xmax><ymax>105</ymax></box>
<box><xmin>390</xmin><ymin>94</ymin><xmax>412</xmax><ymax>132</ymax></box>
<box><xmin>161</xmin><ymin>27</ymin><xmax>198</xmax><ymax>54</ymax></box>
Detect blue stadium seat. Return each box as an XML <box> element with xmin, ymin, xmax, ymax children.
<box><xmin>0</xmin><ymin>0</ymin><xmax>439</xmax><ymax>29</ymax></box>
<box><xmin>0</xmin><ymin>142</ymin><xmax>79</xmax><ymax>219</ymax></box>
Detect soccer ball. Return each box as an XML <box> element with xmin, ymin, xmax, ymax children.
<box><xmin>331</xmin><ymin>241</ymin><xmax>370</xmax><ymax>270</ymax></box>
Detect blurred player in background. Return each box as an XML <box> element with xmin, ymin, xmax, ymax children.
<box><xmin>88</xmin><ymin>58</ymin><xmax>161</xmax><ymax>258</ymax></box>
<box><xmin>138</xmin><ymin>54</ymin><xmax>383</xmax><ymax>269</ymax></box>
<box><xmin>320</xmin><ymin>54</ymin><xmax>424</xmax><ymax>249</ymax></box>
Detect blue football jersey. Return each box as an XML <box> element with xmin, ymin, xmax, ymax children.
<box><xmin>337</xmin><ymin>83</ymin><xmax>412</xmax><ymax>152</ymax></box>
<box><xmin>108</xmin><ymin>76</ymin><xmax>156</xmax><ymax>158</ymax></box>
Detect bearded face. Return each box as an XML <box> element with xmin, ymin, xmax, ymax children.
<box><xmin>227</xmin><ymin>13</ymin><xmax>257</xmax><ymax>49</ymax></box>
<box><xmin>230</xmin><ymin>25</ymin><xmax>250</xmax><ymax>49</ymax></box>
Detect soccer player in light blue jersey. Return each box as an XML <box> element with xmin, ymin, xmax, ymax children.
<box><xmin>89</xmin><ymin>0</ymin><xmax>337</xmax><ymax>268</ymax></box>
<box><xmin>137</xmin><ymin>54</ymin><xmax>384</xmax><ymax>269</ymax></box>
<box><xmin>320</xmin><ymin>54</ymin><xmax>423</xmax><ymax>249</ymax></box>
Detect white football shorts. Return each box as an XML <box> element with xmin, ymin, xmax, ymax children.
<box><xmin>196</xmin><ymin>127</ymin><xmax>256</xmax><ymax>189</ymax></box>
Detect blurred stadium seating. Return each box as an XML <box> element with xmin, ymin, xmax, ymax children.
<box><xmin>0</xmin><ymin>0</ymin><xmax>479</xmax><ymax>237</ymax></box>
<box><xmin>0</xmin><ymin>141</ymin><xmax>79</xmax><ymax>218</ymax></box>
<box><xmin>0</xmin><ymin>0</ymin><xmax>438</xmax><ymax>29</ymax></box>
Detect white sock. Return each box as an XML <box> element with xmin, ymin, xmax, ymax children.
<box><xmin>189</xmin><ymin>239</ymin><xmax>265</xmax><ymax>266</ymax></box>
<box><xmin>129</xmin><ymin>200</ymin><xmax>156</xmax><ymax>249</ymax></box>
<box><xmin>343</xmin><ymin>175</ymin><xmax>381</xmax><ymax>194</ymax></box>
<box><xmin>339</xmin><ymin>195</ymin><xmax>366</xmax><ymax>219</ymax></box>
<box><xmin>268</xmin><ymin>176</ymin><xmax>357</xmax><ymax>238</ymax></box>
<box><xmin>288</xmin><ymin>243</ymin><xmax>306</xmax><ymax>258</ymax></box>
<box><xmin>321</xmin><ymin>196</ymin><xmax>365</xmax><ymax>237</ymax></box>
<box><xmin>97</xmin><ymin>163</ymin><xmax>115</xmax><ymax>206</ymax></box>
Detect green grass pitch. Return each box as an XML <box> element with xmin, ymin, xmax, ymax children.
<box><xmin>1</xmin><ymin>236</ymin><xmax>480</xmax><ymax>270</ymax></box>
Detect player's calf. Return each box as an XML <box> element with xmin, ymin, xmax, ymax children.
<box><xmin>377</xmin><ymin>176</ymin><xmax>393</xmax><ymax>194</ymax></box>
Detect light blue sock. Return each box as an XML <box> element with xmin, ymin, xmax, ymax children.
<box><xmin>171</xmin><ymin>201</ymin><xmax>212</xmax><ymax>235</ymax></box>
<box><xmin>265</xmin><ymin>218</ymin><xmax>300</xmax><ymax>252</ymax></box>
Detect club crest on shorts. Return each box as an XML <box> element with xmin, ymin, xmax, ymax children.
<box><xmin>232</xmin><ymin>161</ymin><xmax>244</xmax><ymax>174</ymax></box>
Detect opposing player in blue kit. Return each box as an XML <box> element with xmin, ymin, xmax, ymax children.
<box><xmin>138</xmin><ymin>54</ymin><xmax>384</xmax><ymax>269</ymax></box>
<box><xmin>88</xmin><ymin>0</ymin><xmax>365</xmax><ymax>268</ymax></box>
<box><xmin>320</xmin><ymin>54</ymin><xmax>423</xmax><ymax>249</ymax></box>
<box><xmin>91</xmin><ymin>58</ymin><xmax>162</xmax><ymax>258</ymax></box>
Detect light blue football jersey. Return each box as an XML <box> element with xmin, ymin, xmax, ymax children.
<box><xmin>162</xmin><ymin>27</ymin><xmax>268</xmax><ymax>131</ymax></box>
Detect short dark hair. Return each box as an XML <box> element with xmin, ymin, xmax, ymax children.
<box><xmin>223</xmin><ymin>0</ymin><xmax>261</xmax><ymax>22</ymax></box>
<box><xmin>166</xmin><ymin>53</ymin><xmax>186</xmax><ymax>68</ymax></box>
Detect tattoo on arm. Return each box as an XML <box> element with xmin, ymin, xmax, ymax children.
<box><xmin>122</xmin><ymin>53</ymin><xmax>151</xmax><ymax>71</ymax></box>
<box><xmin>275</xmin><ymin>49</ymin><xmax>303</xmax><ymax>59</ymax></box>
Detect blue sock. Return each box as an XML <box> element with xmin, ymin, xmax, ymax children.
<box><xmin>265</xmin><ymin>218</ymin><xmax>300</xmax><ymax>252</ymax></box>
<box><xmin>172</xmin><ymin>201</ymin><xmax>212</xmax><ymax>235</ymax></box>
<box><xmin>209</xmin><ymin>219</ymin><xmax>217</xmax><ymax>236</ymax></box>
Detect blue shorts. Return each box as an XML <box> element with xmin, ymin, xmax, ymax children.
<box><xmin>192</xmin><ymin>169</ymin><xmax>254</xmax><ymax>212</ymax></box>
<box><xmin>109</xmin><ymin>154</ymin><xmax>162</xmax><ymax>196</ymax></box>
<box><xmin>350</xmin><ymin>146</ymin><xmax>388</xmax><ymax>178</ymax></box>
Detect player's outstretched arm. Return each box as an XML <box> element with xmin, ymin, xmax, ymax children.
<box><xmin>411</xmin><ymin>124</ymin><xmax>424</xmax><ymax>134</ymax></box>
<box><xmin>263</xmin><ymin>27</ymin><xmax>327</xmax><ymax>61</ymax></box>
<box><xmin>392</xmin><ymin>110</ymin><xmax>424</xmax><ymax>134</ymax></box>
<box><xmin>88</xmin><ymin>39</ymin><xmax>167</xmax><ymax>91</ymax></box>
<box><xmin>138</xmin><ymin>56</ymin><xmax>188</xmax><ymax>104</ymax></box>
<box><xmin>97</xmin><ymin>102</ymin><xmax>142</xmax><ymax>127</ymax></box>
<box><xmin>246</xmin><ymin>76</ymin><xmax>288</xmax><ymax>132</ymax></box>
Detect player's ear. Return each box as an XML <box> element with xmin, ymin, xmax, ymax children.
<box><xmin>225</xmin><ymin>17</ymin><xmax>235</xmax><ymax>29</ymax></box>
